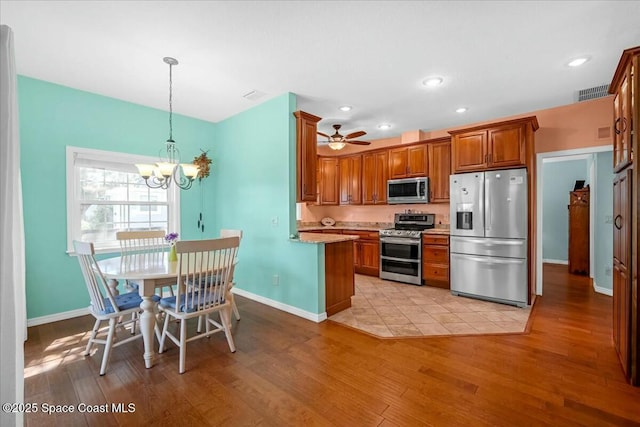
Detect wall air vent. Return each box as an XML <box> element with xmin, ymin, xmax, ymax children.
<box><xmin>578</xmin><ymin>84</ymin><xmax>610</xmax><ymax>102</ymax></box>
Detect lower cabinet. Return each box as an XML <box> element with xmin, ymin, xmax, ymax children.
<box><xmin>343</xmin><ymin>230</ymin><xmax>380</xmax><ymax>276</ymax></box>
<box><xmin>324</xmin><ymin>240</ymin><xmax>355</xmax><ymax>317</ymax></box>
<box><xmin>422</xmin><ymin>234</ymin><xmax>450</xmax><ymax>288</ymax></box>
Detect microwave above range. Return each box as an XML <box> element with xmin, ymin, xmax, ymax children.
<box><xmin>387</xmin><ymin>177</ymin><xmax>430</xmax><ymax>204</ymax></box>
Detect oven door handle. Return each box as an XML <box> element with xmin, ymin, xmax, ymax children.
<box><xmin>381</xmin><ymin>255</ymin><xmax>421</xmax><ymax>263</ymax></box>
<box><xmin>380</xmin><ymin>237</ymin><xmax>421</xmax><ymax>245</ymax></box>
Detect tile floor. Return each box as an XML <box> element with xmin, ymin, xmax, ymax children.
<box><xmin>328</xmin><ymin>274</ymin><xmax>532</xmax><ymax>338</ymax></box>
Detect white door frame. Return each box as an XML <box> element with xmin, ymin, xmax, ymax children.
<box><xmin>535</xmin><ymin>145</ymin><xmax>612</xmax><ymax>295</ymax></box>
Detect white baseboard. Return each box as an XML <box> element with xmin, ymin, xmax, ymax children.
<box><xmin>543</xmin><ymin>259</ymin><xmax>568</xmax><ymax>265</ymax></box>
<box><xmin>27</xmin><ymin>307</ymin><xmax>89</xmax><ymax>327</ymax></box>
<box><xmin>232</xmin><ymin>288</ymin><xmax>327</xmax><ymax>323</ymax></box>
<box><xmin>593</xmin><ymin>282</ymin><xmax>613</xmax><ymax>296</ymax></box>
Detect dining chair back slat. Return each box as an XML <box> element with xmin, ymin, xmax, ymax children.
<box><xmin>75</xmin><ymin>241</ymin><xmax>115</xmax><ymax>314</ymax></box>
<box><xmin>116</xmin><ymin>230</ymin><xmax>166</xmax><ymax>255</ymax></box>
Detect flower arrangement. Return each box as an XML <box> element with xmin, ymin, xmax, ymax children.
<box><xmin>165</xmin><ymin>232</ymin><xmax>179</xmax><ymax>261</ymax></box>
<box><xmin>165</xmin><ymin>232</ymin><xmax>179</xmax><ymax>245</ymax></box>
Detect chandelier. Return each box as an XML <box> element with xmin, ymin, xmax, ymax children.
<box><xmin>135</xmin><ymin>57</ymin><xmax>199</xmax><ymax>190</ymax></box>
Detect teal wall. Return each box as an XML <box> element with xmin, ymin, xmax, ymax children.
<box><xmin>18</xmin><ymin>77</ymin><xmax>324</xmax><ymax>319</ymax></box>
<box><xmin>18</xmin><ymin>76</ymin><xmax>216</xmax><ymax>319</ymax></box>
<box><xmin>593</xmin><ymin>151</ymin><xmax>613</xmax><ymax>290</ymax></box>
<box><xmin>212</xmin><ymin>93</ymin><xmax>324</xmax><ymax>314</ymax></box>
<box><xmin>542</xmin><ymin>159</ymin><xmax>588</xmax><ymax>261</ymax></box>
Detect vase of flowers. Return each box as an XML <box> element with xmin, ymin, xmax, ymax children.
<box><xmin>165</xmin><ymin>232</ymin><xmax>179</xmax><ymax>261</ymax></box>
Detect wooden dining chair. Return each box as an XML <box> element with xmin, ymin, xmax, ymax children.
<box><xmin>74</xmin><ymin>240</ymin><xmax>159</xmax><ymax>375</ymax></box>
<box><xmin>158</xmin><ymin>236</ymin><xmax>240</xmax><ymax>374</ymax></box>
<box><xmin>220</xmin><ymin>229</ymin><xmax>243</xmax><ymax>320</ymax></box>
<box><xmin>116</xmin><ymin>230</ymin><xmax>174</xmax><ymax>296</ymax></box>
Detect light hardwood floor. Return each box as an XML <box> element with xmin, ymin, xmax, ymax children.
<box><xmin>24</xmin><ymin>264</ymin><xmax>640</xmax><ymax>426</ymax></box>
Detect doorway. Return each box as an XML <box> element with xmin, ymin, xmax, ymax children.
<box><xmin>536</xmin><ymin>145</ymin><xmax>613</xmax><ymax>296</ymax></box>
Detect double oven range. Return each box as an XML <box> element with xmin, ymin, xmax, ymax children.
<box><xmin>379</xmin><ymin>213</ymin><xmax>435</xmax><ymax>285</ymax></box>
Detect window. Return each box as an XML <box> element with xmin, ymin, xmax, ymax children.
<box><xmin>66</xmin><ymin>146</ymin><xmax>180</xmax><ymax>253</ymax></box>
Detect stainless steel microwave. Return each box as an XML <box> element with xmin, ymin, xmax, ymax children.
<box><xmin>387</xmin><ymin>177</ymin><xmax>429</xmax><ymax>204</ymax></box>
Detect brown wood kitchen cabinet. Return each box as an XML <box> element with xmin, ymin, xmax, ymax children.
<box><xmin>317</xmin><ymin>156</ymin><xmax>339</xmax><ymax>205</ymax></box>
<box><xmin>427</xmin><ymin>137</ymin><xmax>451</xmax><ymax>202</ymax></box>
<box><xmin>609</xmin><ymin>46</ymin><xmax>640</xmax><ymax>386</ymax></box>
<box><xmin>294</xmin><ymin>110</ymin><xmax>322</xmax><ymax>202</ymax></box>
<box><xmin>362</xmin><ymin>150</ymin><xmax>389</xmax><ymax>204</ymax></box>
<box><xmin>388</xmin><ymin>144</ymin><xmax>428</xmax><ymax>179</ymax></box>
<box><xmin>342</xmin><ymin>230</ymin><xmax>380</xmax><ymax>276</ymax></box>
<box><xmin>613</xmin><ymin>170</ymin><xmax>632</xmax><ymax>380</ymax></box>
<box><xmin>611</xmin><ymin>47</ymin><xmax>638</xmax><ymax>172</ymax></box>
<box><xmin>449</xmin><ymin>117</ymin><xmax>539</xmax><ymax>173</ymax></box>
<box><xmin>339</xmin><ymin>155</ymin><xmax>362</xmax><ymax>205</ymax></box>
<box><xmin>422</xmin><ymin>234</ymin><xmax>449</xmax><ymax>288</ymax></box>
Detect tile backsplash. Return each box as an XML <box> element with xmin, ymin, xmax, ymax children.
<box><xmin>300</xmin><ymin>203</ymin><xmax>450</xmax><ymax>226</ymax></box>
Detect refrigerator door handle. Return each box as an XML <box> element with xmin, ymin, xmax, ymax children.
<box><xmin>462</xmin><ymin>255</ymin><xmax>525</xmax><ymax>265</ymax></box>
<box><xmin>485</xmin><ymin>176</ymin><xmax>491</xmax><ymax>231</ymax></box>
<box><xmin>457</xmin><ymin>238</ymin><xmax>525</xmax><ymax>246</ymax></box>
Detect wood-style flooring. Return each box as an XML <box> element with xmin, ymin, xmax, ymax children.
<box><xmin>23</xmin><ymin>264</ymin><xmax>640</xmax><ymax>426</ymax></box>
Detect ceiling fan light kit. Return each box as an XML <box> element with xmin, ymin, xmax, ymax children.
<box><xmin>318</xmin><ymin>124</ymin><xmax>371</xmax><ymax>151</ymax></box>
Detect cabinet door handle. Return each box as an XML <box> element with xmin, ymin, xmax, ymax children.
<box><xmin>614</xmin><ymin>118</ymin><xmax>628</xmax><ymax>135</ymax></box>
<box><xmin>614</xmin><ymin>214</ymin><xmax>622</xmax><ymax>230</ymax></box>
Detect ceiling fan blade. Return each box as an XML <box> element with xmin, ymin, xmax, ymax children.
<box><xmin>317</xmin><ymin>131</ymin><xmax>330</xmax><ymax>138</ymax></box>
<box><xmin>345</xmin><ymin>130</ymin><xmax>366</xmax><ymax>139</ymax></box>
<box><xmin>347</xmin><ymin>140</ymin><xmax>371</xmax><ymax>145</ymax></box>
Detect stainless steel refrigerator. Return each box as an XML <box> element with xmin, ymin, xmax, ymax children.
<box><xmin>449</xmin><ymin>168</ymin><xmax>528</xmax><ymax>307</ymax></box>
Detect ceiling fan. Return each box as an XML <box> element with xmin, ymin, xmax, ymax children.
<box><xmin>318</xmin><ymin>124</ymin><xmax>371</xmax><ymax>150</ymax></box>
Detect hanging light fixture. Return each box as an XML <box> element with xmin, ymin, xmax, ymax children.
<box><xmin>136</xmin><ymin>57</ymin><xmax>199</xmax><ymax>190</ymax></box>
<box><xmin>327</xmin><ymin>140</ymin><xmax>346</xmax><ymax>150</ymax></box>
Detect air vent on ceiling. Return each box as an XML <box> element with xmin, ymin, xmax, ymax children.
<box><xmin>242</xmin><ymin>89</ymin><xmax>266</xmax><ymax>101</ymax></box>
<box><xmin>578</xmin><ymin>84</ymin><xmax>610</xmax><ymax>102</ymax></box>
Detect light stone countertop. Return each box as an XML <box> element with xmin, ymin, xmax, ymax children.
<box><xmin>292</xmin><ymin>232</ymin><xmax>360</xmax><ymax>244</ymax></box>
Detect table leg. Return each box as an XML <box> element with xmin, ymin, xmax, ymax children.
<box><xmin>139</xmin><ymin>295</ymin><xmax>156</xmax><ymax>368</ymax></box>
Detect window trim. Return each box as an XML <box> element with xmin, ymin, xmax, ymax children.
<box><xmin>66</xmin><ymin>146</ymin><xmax>181</xmax><ymax>255</ymax></box>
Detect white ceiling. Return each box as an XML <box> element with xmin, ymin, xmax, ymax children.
<box><xmin>2</xmin><ymin>1</ymin><xmax>639</xmax><ymax>141</ymax></box>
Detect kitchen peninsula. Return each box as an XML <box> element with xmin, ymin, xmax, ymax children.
<box><xmin>294</xmin><ymin>232</ymin><xmax>359</xmax><ymax>316</ymax></box>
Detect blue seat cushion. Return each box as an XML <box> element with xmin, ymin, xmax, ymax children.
<box><xmin>160</xmin><ymin>292</ymin><xmax>225</xmax><ymax>313</ymax></box>
<box><xmin>95</xmin><ymin>291</ymin><xmax>160</xmax><ymax>315</ymax></box>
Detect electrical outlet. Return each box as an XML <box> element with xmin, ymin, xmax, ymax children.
<box><xmin>605</xmin><ymin>215</ymin><xmax>613</xmax><ymax>224</ymax></box>
<box><xmin>271</xmin><ymin>216</ymin><xmax>279</xmax><ymax>226</ymax></box>
<box><xmin>605</xmin><ymin>267</ymin><xmax>612</xmax><ymax>276</ymax></box>
<box><xmin>272</xmin><ymin>274</ymin><xmax>279</xmax><ymax>286</ymax></box>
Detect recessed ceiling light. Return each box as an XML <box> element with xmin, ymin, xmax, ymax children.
<box><xmin>378</xmin><ymin>123</ymin><xmax>391</xmax><ymax>130</ymax></box>
<box><xmin>422</xmin><ymin>77</ymin><xmax>444</xmax><ymax>87</ymax></box>
<box><xmin>339</xmin><ymin>105</ymin><xmax>352</xmax><ymax>112</ymax></box>
<box><xmin>568</xmin><ymin>57</ymin><xmax>590</xmax><ymax>67</ymax></box>
<box><xmin>455</xmin><ymin>107</ymin><xmax>468</xmax><ymax>113</ymax></box>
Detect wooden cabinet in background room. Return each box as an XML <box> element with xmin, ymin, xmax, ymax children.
<box><xmin>388</xmin><ymin>144</ymin><xmax>428</xmax><ymax>179</ymax></box>
<box><xmin>610</xmin><ymin>47</ymin><xmax>638</xmax><ymax>172</ymax></box>
<box><xmin>449</xmin><ymin>117</ymin><xmax>538</xmax><ymax>173</ymax></box>
<box><xmin>294</xmin><ymin>110</ymin><xmax>322</xmax><ymax>202</ymax></box>
<box><xmin>318</xmin><ymin>157</ymin><xmax>339</xmax><ymax>205</ymax></box>
<box><xmin>339</xmin><ymin>155</ymin><xmax>362</xmax><ymax>205</ymax></box>
<box><xmin>613</xmin><ymin>169</ymin><xmax>632</xmax><ymax>380</ymax></box>
<box><xmin>422</xmin><ymin>235</ymin><xmax>450</xmax><ymax>288</ymax></box>
<box><xmin>362</xmin><ymin>150</ymin><xmax>389</xmax><ymax>204</ymax></box>
<box><xmin>568</xmin><ymin>188</ymin><xmax>590</xmax><ymax>275</ymax></box>
<box><xmin>342</xmin><ymin>230</ymin><xmax>380</xmax><ymax>276</ymax></box>
<box><xmin>427</xmin><ymin>138</ymin><xmax>451</xmax><ymax>202</ymax></box>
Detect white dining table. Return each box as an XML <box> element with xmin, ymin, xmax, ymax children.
<box><xmin>96</xmin><ymin>252</ymin><xmax>178</xmax><ymax>369</ymax></box>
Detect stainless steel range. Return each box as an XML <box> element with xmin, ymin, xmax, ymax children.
<box><xmin>380</xmin><ymin>213</ymin><xmax>435</xmax><ymax>285</ymax></box>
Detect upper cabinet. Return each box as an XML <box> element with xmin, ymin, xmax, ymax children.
<box><xmin>427</xmin><ymin>137</ymin><xmax>451</xmax><ymax>203</ymax></box>
<box><xmin>339</xmin><ymin>155</ymin><xmax>362</xmax><ymax>205</ymax></box>
<box><xmin>294</xmin><ymin>111</ymin><xmax>322</xmax><ymax>202</ymax></box>
<box><xmin>318</xmin><ymin>156</ymin><xmax>339</xmax><ymax>205</ymax></box>
<box><xmin>388</xmin><ymin>144</ymin><xmax>428</xmax><ymax>179</ymax></box>
<box><xmin>610</xmin><ymin>46</ymin><xmax>639</xmax><ymax>172</ymax></box>
<box><xmin>362</xmin><ymin>150</ymin><xmax>389</xmax><ymax>205</ymax></box>
<box><xmin>449</xmin><ymin>117</ymin><xmax>539</xmax><ymax>174</ymax></box>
